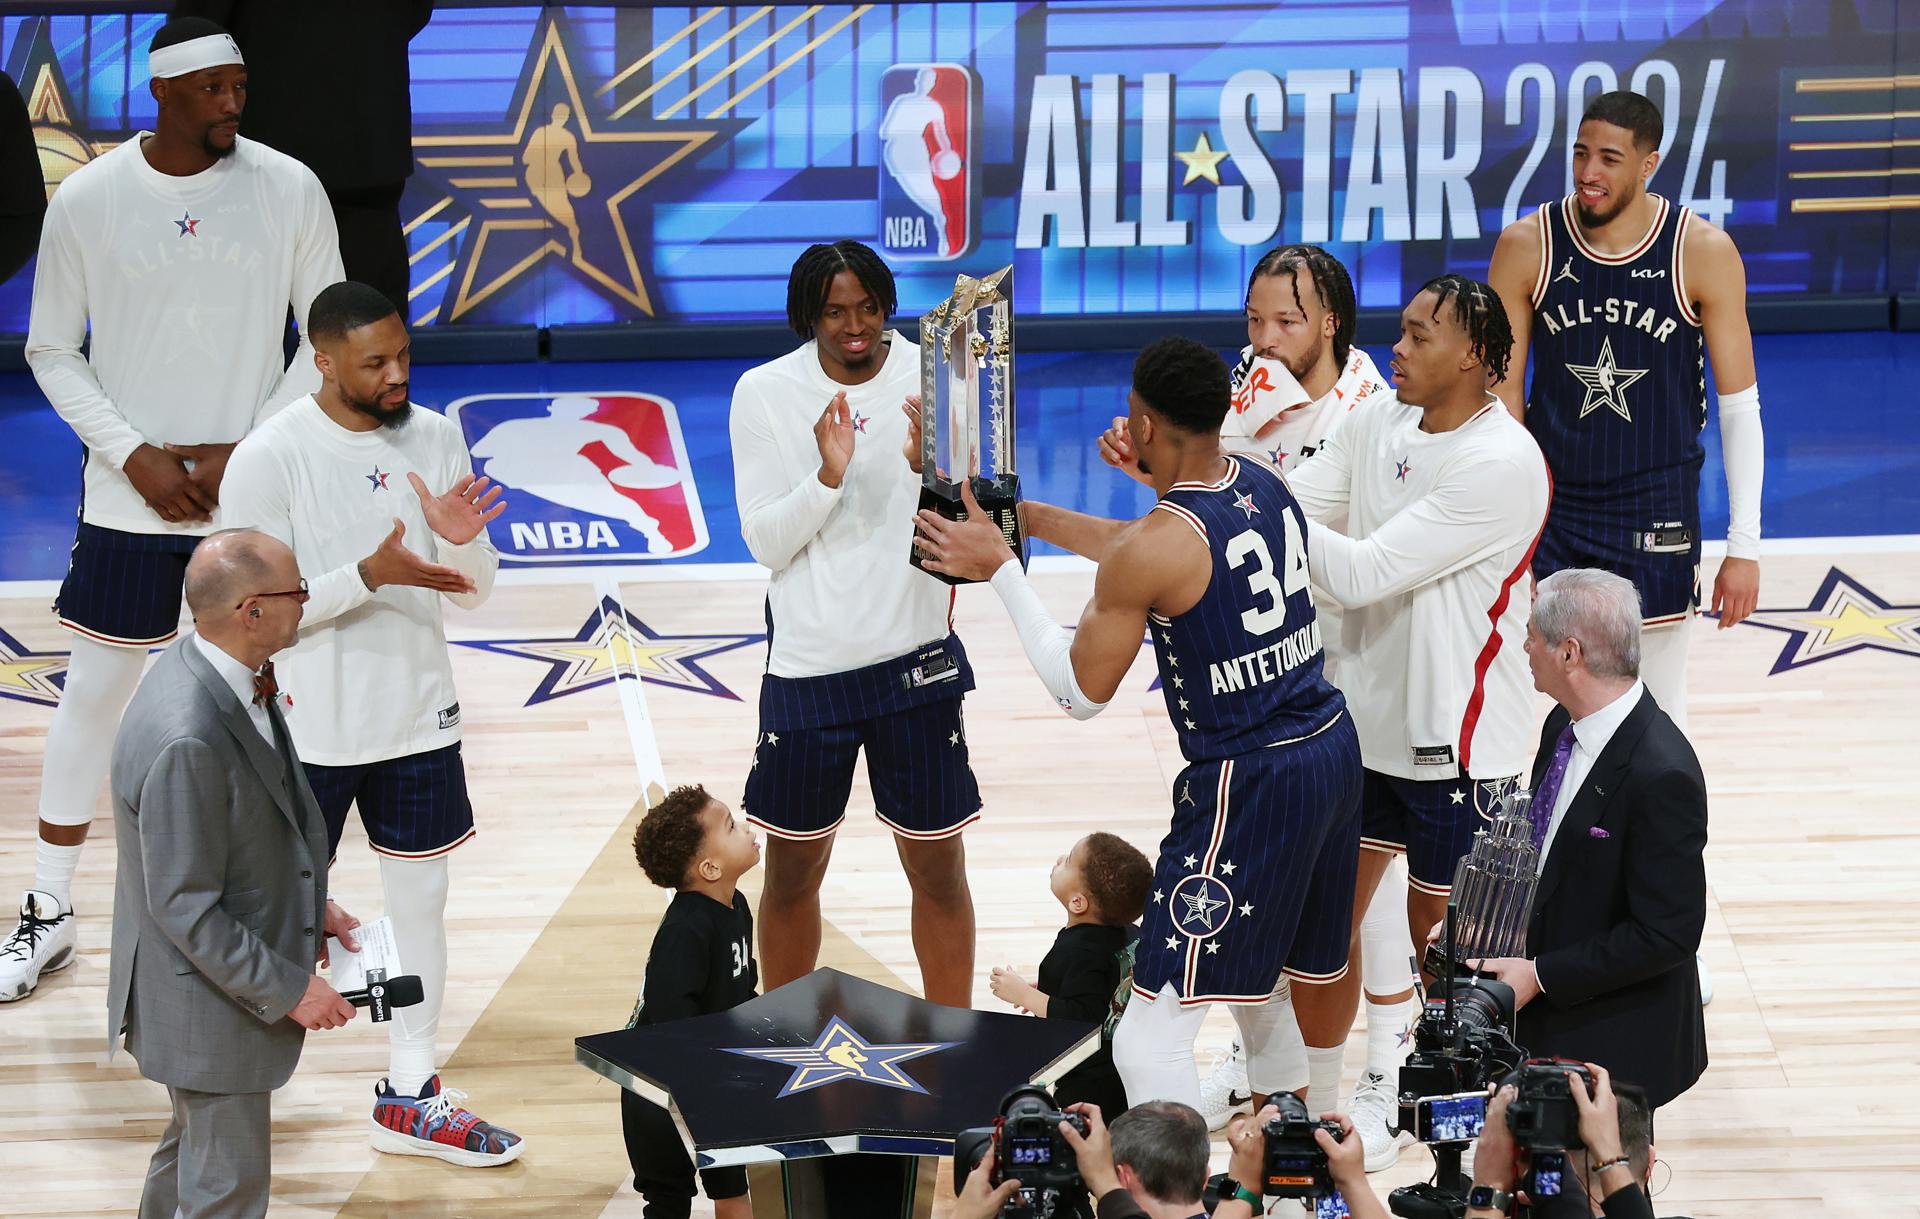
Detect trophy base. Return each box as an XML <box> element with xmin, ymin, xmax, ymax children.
<box><xmin>910</xmin><ymin>474</ymin><xmax>1026</xmax><ymax>586</ymax></box>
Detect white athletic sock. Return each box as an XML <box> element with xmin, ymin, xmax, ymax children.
<box><xmin>380</xmin><ymin>853</ymin><xmax>451</xmax><ymax>1096</ymax></box>
<box><xmin>1230</xmin><ymin>980</ymin><xmax>1308</xmax><ymax>1096</ymax></box>
<box><xmin>37</xmin><ymin>636</ymin><xmax>148</xmax><ymax>829</ymax></box>
<box><xmin>1305</xmin><ymin>1044</ymin><xmax>1345</xmax><ymax>1119</ymax></box>
<box><xmin>1111</xmin><ymin>984</ymin><xmax>1209</xmax><ymax>1109</ymax></box>
<box><xmin>1364</xmin><ymin>994</ymin><xmax>1420</xmax><ymax>1079</ymax></box>
<box><xmin>32</xmin><ymin>841</ymin><xmax>83</xmax><ymax>909</ymax></box>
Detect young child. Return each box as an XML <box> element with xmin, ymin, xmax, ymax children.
<box><xmin>625</xmin><ymin>785</ymin><xmax>762</xmax><ymax>1219</ymax></box>
<box><xmin>990</xmin><ymin>831</ymin><xmax>1153</xmax><ymax>1119</ymax></box>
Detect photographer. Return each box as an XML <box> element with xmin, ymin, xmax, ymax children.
<box><xmin>1467</xmin><ymin>1063</ymin><xmax>1657</xmax><ymax>1219</ymax></box>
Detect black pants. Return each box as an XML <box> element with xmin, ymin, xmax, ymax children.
<box><xmin>620</xmin><ymin>1090</ymin><xmax>748</xmax><ymax>1218</ymax></box>
<box><xmin>328</xmin><ymin>181</ymin><xmax>410</xmax><ymax>316</ymax></box>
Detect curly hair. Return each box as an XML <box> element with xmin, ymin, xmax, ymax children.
<box><xmin>785</xmin><ymin>240</ymin><xmax>897</xmax><ymax>339</ymax></box>
<box><xmin>1245</xmin><ymin>245</ymin><xmax>1357</xmax><ymax>368</ymax></box>
<box><xmin>1081</xmin><ymin>832</ymin><xmax>1153</xmax><ymax>924</ymax></box>
<box><xmin>1419</xmin><ymin>273</ymin><xmax>1514</xmax><ymax>386</ymax></box>
<box><xmin>633</xmin><ymin>784</ymin><xmax>715</xmax><ymax>889</ymax></box>
<box><xmin>1131</xmin><ymin>336</ymin><xmax>1232</xmax><ymax>435</ymax></box>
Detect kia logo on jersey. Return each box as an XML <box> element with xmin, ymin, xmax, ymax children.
<box><xmin>878</xmin><ymin>63</ymin><xmax>976</xmax><ymax>260</ymax></box>
<box><xmin>445</xmin><ymin>392</ymin><xmax>709</xmax><ymax>563</ymax></box>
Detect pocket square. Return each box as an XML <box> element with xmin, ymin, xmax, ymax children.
<box><xmin>1588</xmin><ymin>826</ymin><xmax>1611</xmax><ymax>839</ymax></box>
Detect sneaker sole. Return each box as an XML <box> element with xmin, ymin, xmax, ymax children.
<box><xmin>1203</xmin><ymin>1098</ymin><xmax>1254</xmax><ymax>1131</ymax></box>
<box><xmin>1362</xmin><ymin>1130</ymin><xmax>1418</xmax><ymax>1174</ymax></box>
<box><xmin>0</xmin><ymin>943</ymin><xmax>76</xmax><ymax>1002</ymax></box>
<box><xmin>368</xmin><ymin>1119</ymin><xmax>526</xmax><ymax>1168</ymax></box>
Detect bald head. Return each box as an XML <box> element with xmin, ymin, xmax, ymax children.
<box><xmin>184</xmin><ymin>530</ymin><xmax>281</xmax><ymax>618</ymax></box>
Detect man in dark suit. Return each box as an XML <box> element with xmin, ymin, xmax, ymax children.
<box><xmin>108</xmin><ymin>528</ymin><xmax>360</xmax><ymax>1218</ymax></box>
<box><xmin>1470</xmin><ymin>566</ymin><xmax>1708</xmax><ymax>1111</ymax></box>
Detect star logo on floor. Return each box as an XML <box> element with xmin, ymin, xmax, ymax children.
<box><xmin>455</xmin><ymin>595</ymin><xmax>762</xmax><ymax>704</ymax></box>
<box><xmin>723</xmin><ymin>1016</ymin><xmax>958</xmax><ymax>1098</ymax></box>
<box><xmin>1732</xmin><ymin>566</ymin><xmax>1920</xmax><ymax>674</ymax></box>
<box><xmin>0</xmin><ymin>627</ymin><xmax>69</xmax><ymax>708</ymax></box>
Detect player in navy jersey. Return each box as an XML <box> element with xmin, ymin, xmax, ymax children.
<box><xmin>1490</xmin><ymin>90</ymin><xmax>1765</xmax><ymax>737</ymax></box>
<box><xmin>914</xmin><ymin>337</ymin><xmax>1363</xmax><ymax>1113</ymax></box>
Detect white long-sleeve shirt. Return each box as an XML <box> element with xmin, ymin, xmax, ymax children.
<box><xmin>1288</xmin><ymin>394</ymin><xmax>1550</xmax><ymax>781</ymax></box>
<box><xmin>219</xmin><ymin>397</ymin><xmax>497</xmax><ymax>766</ymax></box>
<box><xmin>25</xmin><ymin>134</ymin><xmax>342</xmax><ymax>536</ymax></box>
<box><xmin>729</xmin><ymin>334</ymin><xmax>954</xmax><ymax>679</ymax></box>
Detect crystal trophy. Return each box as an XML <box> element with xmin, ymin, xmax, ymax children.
<box><xmin>1424</xmin><ymin>787</ymin><xmax>1541</xmax><ymax>978</ymax></box>
<box><xmin>908</xmin><ymin>265</ymin><xmax>1025</xmax><ymax>585</ymax></box>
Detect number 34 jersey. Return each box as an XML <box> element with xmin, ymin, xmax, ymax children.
<box><xmin>1148</xmin><ymin>457</ymin><xmax>1347</xmax><ymax>763</ymax></box>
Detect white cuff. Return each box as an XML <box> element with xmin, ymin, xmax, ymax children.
<box><xmin>1717</xmin><ymin>385</ymin><xmax>1764</xmax><ymax>560</ymax></box>
<box><xmin>988</xmin><ymin>561</ymin><xmax>1108</xmax><ymax>720</ymax></box>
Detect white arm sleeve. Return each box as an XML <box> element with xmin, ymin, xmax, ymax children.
<box><xmin>1716</xmin><ymin>384</ymin><xmax>1763</xmax><ymax>560</ymax></box>
<box><xmin>988</xmin><ymin>561</ymin><xmax>1109</xmax><ymax>720</ymax></box>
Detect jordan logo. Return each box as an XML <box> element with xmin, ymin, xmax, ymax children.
<box><xmin>1565</xmin><ymin>337</ymin><xmax>1649</xmax><ymax>423</ymax></box>
<box><xmin>1554</xmin><ymin>258</ymin><xmax>1577</xmax><ymax>285</ymax></box>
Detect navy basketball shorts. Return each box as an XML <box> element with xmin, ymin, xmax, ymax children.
<box><xmin>1532</xmin><ymin>507</ymin><xmax>1700</xmax><ymax>626</ymax></box>
<box><xmin>53</xmin><ymin>523</ymin><xmax>200</xmax><ymax>647</ymax></box>
<box><xmin>304</xmin><ymin>742</ymin><xmax>476</xmax><ymax>860</ymax></box>
<box><xmin>1359</xmin><ymin>770</ymin><xmax>1521</xmax><ymax>896</ymax></box>
<box><xmin>742</xmin><ymin>697</ymin><xmax>981</xmax><ymax>841</ymax></box>
<box><xmin>1132</xmin><ymin>712</ymin><xmax>1363</xmax><ymax>1005</ymax></box>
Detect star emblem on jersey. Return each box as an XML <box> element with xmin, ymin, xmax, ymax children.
<box><xmin>1268</xmin><ymin>447</ymin><xmax>1287</xmax><ymax>466</ymax></box>
<box><xmin>1734</xmin><ymin>566</ymin><xmax>1920</xmax><ymax>674</ymax></box>
<box><xmin>1170</xmin><ymin>873</ymin><xmax>1234</xmax><ymax>939</ymax></box>
<box><xmin>1475</xmin><ymin>776</ymin><xmax>1519</xmax><ymax>820</ymax></box>
<box><xmin>455</xmin><ymin>595</ymin><xmax>762</xmax><ymax>703</ymax></box>
<box><xmin>852</xmin><ymin>413</ymin><xmax>869</xmax><ymax>434</ymax></box>
<box><xmin>723</xmin><ymin>1016</ymin><xmax>958</xmax><ymax>1099</ymax></box>
<box><xmin>1395</xmin><ymin>457</ymin><xmax>1411</xmax><ymax>481</ymax></box>
<box><xmin>1565</xmin><ymin>336</ymin><xmax>1649</xmax><ymax>423</ymax></box>
<box><xmin>1449</xmin><ymin>788</ymin><xmax>1465</xmax><ymax>805</ymax></box>
<box><xmin>174</xmin><ymin>211</ymin><xmax>200</xmax><ymax>237</ymax></box>
<box><xmin>0</xmin><ymin>626</ymin><xmax>71</xmax><ymax>708</ymax></box>
<box><xmin>1233</xmin><ymin>491</ymin><xmax>1260</xmax><ymax>519</ymax></box>
<box><xmin>407</xmin><ymin>13</ymin><xmax>743</xmax><ymax>324</ymax></box>
<box><xmin>367</xmin><ymin>466</ymin><xmax>391</xmax><ymax>491</ymax></box>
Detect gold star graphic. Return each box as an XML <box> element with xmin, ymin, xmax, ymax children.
<box><xmin>1735</xmin><ymin>567</ymin><xmax>1920</xmax><ymax>674</ymax></box>
<box><xmin>1175</xmin><ymin>131</ymin><xmax>1230</xmax><ymax>186</ymax></box>
<box><xmin>456</xmin><ymin>596</ymin><xmax>761</xmax><ymax>704</ymax></box>
<box><xmin>0</xmin><ymin>627</ymin><xmax>70</xmax><ymax>708</ymax></box>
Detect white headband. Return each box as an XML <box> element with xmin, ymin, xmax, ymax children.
<box><xmin>149</xmin><ymin>33</ymin><xmax>244</xmax><ymax>80</ymax></box>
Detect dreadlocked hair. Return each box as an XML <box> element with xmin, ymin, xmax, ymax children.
<box><xmin>785</xmin><ymin>240</ymin><xmax>897</xmax><ymax>339</ymax></box>
<box><xmin>1420</xmin><ymin>274</ymin><xmax>1514</xmax><ymax>386</ymax></box>
<box><xmin>1245</xmin><ymin>245</ymin><xmax>1356</xmax><ymax>367</ymax></box>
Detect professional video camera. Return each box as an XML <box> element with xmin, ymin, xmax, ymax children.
<box><xmin>954</xmin><ymin>1085</ymin><xmax>1091</xmax><ymax>1219</ymax></box>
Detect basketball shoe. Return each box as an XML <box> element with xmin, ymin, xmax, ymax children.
<box><xmin>1348</xmin><ymin>1069</ymin><xmax>1418</xmax><ymax>1172</ymax></box>
<box><xmin>1197</xmin><ymin>1041</ymin><xmax>1254</xmax><ymax>1131</ymax></box>
<box><xmin>369</xmin><ymin>1075</ymin><xmax>525</xmax><ymax>1167</ymax></box>
<box><xmin>0</xmin><ymin>890</ymin><xmax>77</xmax><ymax>1001</ymax></box>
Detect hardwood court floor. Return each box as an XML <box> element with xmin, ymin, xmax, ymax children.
<box><xmin>0</xmin><ymin>547</ymin><xmax>1915</xmax><ymax>1218</ymax></box>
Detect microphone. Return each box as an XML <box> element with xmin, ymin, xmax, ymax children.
<box><xmin>340</xmin><ymin>972</ymin><xmax>423</xmax><ymax>1023</ymax></box>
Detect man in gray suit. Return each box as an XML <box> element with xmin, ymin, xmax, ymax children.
<box><xmin>109</xmin><ymin>528</ymin><xmax>362</xmax><ymax>1219</ymax></box>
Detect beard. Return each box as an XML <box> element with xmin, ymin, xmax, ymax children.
<box><xmin>345</xmin><ymin>390</ymin><xmax>412</xmax><ymax>430</ymax></box>
<box><xmin>202</xmin><ymin>131</ymin><xmax>238</xmax><ymax>160</ymax></box>
<box><xmin>1575</xmin><ymin>183</ymin><xmax>1637</xmax><ymax>229</ymax></box>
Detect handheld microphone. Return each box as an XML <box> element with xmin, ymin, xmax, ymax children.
<box><xmin>340</xmin><ymin>972</ymin><xmax>423</xmax><ymax>1023</ymax></box>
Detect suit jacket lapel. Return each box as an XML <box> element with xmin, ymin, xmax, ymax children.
<box><xmin>181</xmin><ymin>638</ymin><xmax>299</xmax><ymax>827</ymax></box>
<box><xmin>1534</xmin><ymin>690</ymin><xmax>1655</xmax><ymax>907</ymax></box>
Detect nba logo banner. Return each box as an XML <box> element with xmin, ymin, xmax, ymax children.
<box><xmin>878</xmin><ymin>63</ymin><xmax>976</xmax><ymax>261</ymax></box>
<box><xmin>445</xmin><ymin>392</ymin><xmax>710</xmax><ymax>564</ymax></box>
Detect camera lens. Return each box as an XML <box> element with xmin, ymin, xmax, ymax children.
<box><xmin>1450</xmin><ymin>980</ymin><xmax>1514</xmax><ymax>1033</ymax></box>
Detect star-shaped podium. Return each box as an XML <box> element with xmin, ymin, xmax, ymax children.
<box><xmin>454</xmin><ymin>596</ymin><xmax>762</xmax><ymax>704</ymax></box>
<box><xmin>577</xmin><ymin>968</ymin><xmax>1097</xmax><ymax>1168</ymax></box>
<box><xmin>1733</xmin><ymin>566</ymin><xmax>1920</xmax><ymax>674</ymax></box>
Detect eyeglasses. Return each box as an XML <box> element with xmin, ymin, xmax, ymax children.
<box><xmin>238</xmin><ymin>578</ymin><xmax>310</xmax><ymax>609</ymax></box>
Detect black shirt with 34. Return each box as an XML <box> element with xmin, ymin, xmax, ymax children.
<box><xmin>632</xmin><ymin>890</ymin><xmax>758</xmax><ymax>1028</ymax></box>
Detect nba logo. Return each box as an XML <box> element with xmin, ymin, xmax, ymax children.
<box><xmin>878</xmin><ymin>63</ymin><xmax>976</xmax><ymax>261</ymax></box>
<box><xmin>445</xmin><ymin>391</ymin><xmax>710</xmax><ymax>564</ymax></box>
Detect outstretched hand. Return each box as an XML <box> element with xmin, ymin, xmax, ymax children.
<box><xmin>409</xmin><ymin>471</ymin><xmax>505</xmax><ymax>546</ymax></box>
<box><xmin>360</xmin><ymin>518</ymin><xmax>477</xmax><ymax>595</ymax></box>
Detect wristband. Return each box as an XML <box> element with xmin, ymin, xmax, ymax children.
<box><xmin>1594</xmin><ymin>1154</ymin><xmax>1632</xmax><ymax>1172</ymax></box>
<box><xmin>1225</xmin><ymin>1181</ymin><xmax>1263</xmax><ymax>1207</ymax></box>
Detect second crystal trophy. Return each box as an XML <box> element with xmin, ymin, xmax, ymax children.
<box><xmin>1425</xmin><ymin>786</ymin><xmax>1542</xmax><ymax>978</ymax></box>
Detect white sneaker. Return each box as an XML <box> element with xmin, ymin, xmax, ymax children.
<box><xmin>1697</xmin><ymin>953</ymin><xmax>1713</xmax><ymax>1006</ymax></box>
<box><xmin>1348</xmin><ymin>1070</ymin><xmax>1416</xmax><ymax>1172</ymax></box>
<box><xmin>1198</xmin><ymin>1040</ymin><xmax>1254</xmax><ymax>1131</ymax></box>
<box><xmin>0</xmin><ymin>890</ymin><xmax>77</xmax><ymax>1002</ymax></box>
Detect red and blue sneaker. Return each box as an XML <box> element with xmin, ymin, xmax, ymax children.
<box><xmin>368</xmin><ymin>1075</ymin><xmax>526</xmax><ymax>1167</ymax></box>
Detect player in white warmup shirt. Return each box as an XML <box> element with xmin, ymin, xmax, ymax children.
<box><xmin>221</xmin><ymin>281</ymin><xmax>524</xmax><ymax>1167</ymax></box>
<box><xmin>3</xmin><ymin>17</ymin><xmax>341</xmax><ymax>1002</ymax></box>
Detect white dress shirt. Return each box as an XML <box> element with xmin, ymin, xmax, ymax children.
<box><xmin>1537</xmin><ymin>680</ymin><xmax>1645</xmax><ymax>872</ymax></box>
<box><xmin>193</xmin><ymin>632</ymin><xmax>275</xmax><ymax>747</ymax></box>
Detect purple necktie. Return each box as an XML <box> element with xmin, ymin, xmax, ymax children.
<box><xmin>1529</xmin><ymin>723</ymin><xmax>1577</xmax><ymax>850</ymax></box>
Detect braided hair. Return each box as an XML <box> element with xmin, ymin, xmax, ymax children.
<box><xmin>1419</xmin><ymin>273</ymin><xmax>1513</xmax><ymax>386</ymax></box>
<box><xmin>785</xmin><ymin>240</ymin><xmax>897</xmax><ymax>339</ymax></box>
<box><xmin>1245</xmin><ymin>245</ymin><xmax>1356</xmax><ymax>367</ymax></box>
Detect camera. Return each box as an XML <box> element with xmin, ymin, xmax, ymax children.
<box><xmin>953</xmin><ymin>1085</ymin><xmax>1090</xmax><ymax>1218</ymax></box>
<box><xmin>1261</xmin><ymin>1091</ymin><xmax>1345</xmax><ymax>1199</ymax></box>
<box><xmin>1504</xmin><ymin>1059</ymin><xmax>1593</xmax><ymax>1153</ymax></box>
<box><xmin>1396</xmin><ymin>973</ymin><xmax>1521</xmax><ymax>1137</ymax></box>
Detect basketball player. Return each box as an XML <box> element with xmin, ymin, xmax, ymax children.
<box><xmin>915</xmin><ymin>337</ymin><xmax>1363</xmax><ymax>1113</ymax></box>
<box><xmin>1284</xmin><ymin>276</ymin><xmax>1550</xmax><ymax>1167</ymax></box>
<box><xmin>1100</xmin><ymin>248</ymin><xmax>1420</xmax><ymax>1144</ymax></box>
<box><xmin>219</xmin><ymin>280</ymin><xmax>523</xmax><ymax>1166</ymax></box>
<box><xmin>730</xmin><ymin>240</ymin><xmax>979</xmax><ymax>1006</ymax></box>
<box><xmin>1488</xmin><ymin>90</ymin><xmax>1764</xmax><ymax>733</ymax></box>
<box><xmin>2</xmin><ymin>17</ymin><xmax>342</xmax><ymax>1002</ymax></box>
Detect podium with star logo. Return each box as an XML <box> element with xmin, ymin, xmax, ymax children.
<box><xmin>577</xmin><ymin>967</ymin><xmax>1097</xmax><ymax>1219</ymax></box>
